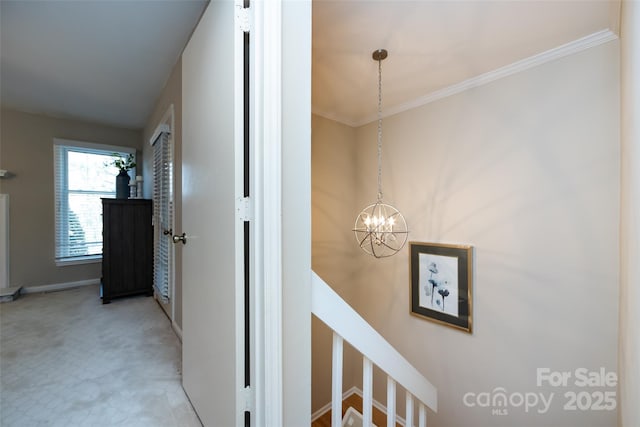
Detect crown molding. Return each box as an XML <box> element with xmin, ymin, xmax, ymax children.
<box><xmin>314</xmin><ymin>29</ymin><xmax>619</xmax><ymax>128</ymax></box>
<box><xmin>311</xmin><ymin>107</ymin><xmax>359</xmax><ymax>128</ymax></box>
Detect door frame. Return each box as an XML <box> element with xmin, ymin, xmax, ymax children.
<box><xmin>248</xmin><ymin>0</ymin><xmax>312</xmax><ymax>425</ymax></box>
<box><xmin>247</xmin><ymin>0</ymin><xmax>285</xmax><ymax>424</ymax></box>
<box><xmin>233</xmin><ymin>0</ymin><xmax>283</xmax><ymax>423</ymax></box>
<box><xmin>233</xmin><ymin>1</ymin><xmax>249</xmax><ymax>425</ymax></box>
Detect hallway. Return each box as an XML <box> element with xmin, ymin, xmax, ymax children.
<box><xmin>0</xmin><ymin>285</ymin><xmax>200</xmax><ymax>426</ymax></box>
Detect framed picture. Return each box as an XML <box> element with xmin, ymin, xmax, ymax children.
<box><xmin>410</xmin><ymin>242</ymin><xmax>473</xmax><ymax>333</ymax></box>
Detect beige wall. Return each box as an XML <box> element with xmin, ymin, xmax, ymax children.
<box><xmin>311</xmin><ymin>41</ymin><xmax>620</xmax><ymax>426</ymax></box>
<box><xmin>354</xmin><ymin>41</ymin><xmax>620</xmax><ymax>427</ymax></box>
<box><xmin>142</xmin><ymin>59</ymin><xmax>183</xmax><ymax>329</ymax></box>
<box><xmin>311</xmin><ymin>114</ymin><xmax>361</xmax><ymax>412</ymax></box>
<box><xmin>0</xmin><ymin>108</ymin><xmax>141</xmax><ymax>287</ymax></box>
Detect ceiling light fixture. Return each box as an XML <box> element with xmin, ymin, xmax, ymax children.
<box><xmin>353</xmin><ymin>49</ymin><xmax>408</xmax><ymax>258</ymax></box>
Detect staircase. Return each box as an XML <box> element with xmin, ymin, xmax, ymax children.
<box><xmin>311</xmin><ymin>272</ymin><xmax>437</xmax><ymax>427</ymax></box>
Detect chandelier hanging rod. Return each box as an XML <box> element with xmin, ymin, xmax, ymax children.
<box><xmin>374</xmin><ymin>49</ymin><xmax>386</xmax><ymax>201</ymax></box>
<box><xmin>352</xmin><ymin>48</ymin><xmax>408</xmax><ymax>259</ymax></box>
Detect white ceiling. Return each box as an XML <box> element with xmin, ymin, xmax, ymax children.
<box><xmin>1</xmin><ymin>1</ymin><xmax>618</xmax><ymax>130</ymax></box>
<box><xmin>313</xmin><ymin>0</ymin><xmax>618</xmax><ymax>126</ymax></box>
<box><xmin>0</xmin><ymin>0</ymin><xmax>207</xmax><ymax>129</ymax></box>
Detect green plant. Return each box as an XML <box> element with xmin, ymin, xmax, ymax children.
<box><xmin>109</xmin><ymin>153</ymin><xmax>136</xmax><ymax>171</ymax></box>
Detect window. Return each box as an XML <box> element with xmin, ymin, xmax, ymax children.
<box><xmin>54</xmin><ymin>139</ymin><xmax>135</xmax><ymax>265</ymax></box>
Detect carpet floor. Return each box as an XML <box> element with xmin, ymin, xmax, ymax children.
<box><xmin>0</xmin><ymin>285</ymin><xmax>202</xmax><ymax>427</ymax></box>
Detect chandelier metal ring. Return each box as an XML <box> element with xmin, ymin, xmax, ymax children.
<box><xmin>354</xmin><ymin>200</ymin><xmax>408</xmax><ymax>258</ymax></box>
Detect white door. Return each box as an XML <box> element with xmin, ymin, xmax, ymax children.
<box><xmin>180</xmin><ymin>1</ymin><xmax>245</xmax><ymax>425</ymax></box>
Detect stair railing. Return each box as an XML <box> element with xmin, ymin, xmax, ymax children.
<box><xmin>311</xmin><ymin>271</ymin><xmax>437</xmax><ymax>427</ymax></box>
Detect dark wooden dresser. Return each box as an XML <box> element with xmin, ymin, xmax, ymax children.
<box><xmin>101</xmin><ymin>198</ymin><xmax>153</xmax><ymax>304</ymax></box>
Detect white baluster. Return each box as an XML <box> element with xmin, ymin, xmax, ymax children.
<box><xmin>363</xmin><ymin>357</ymin><xmax>373</xmax><ymax>426</ymax></box>
<box><xmin>332</xmin><ymin>333</ymin><xmax>343</xmax><ymax>427</ymax></box>
<box><xmin>418</xmin><ymin>403</ymin><xmax>426</xmax><ymax>427</ymax></box>
<box><xmin>387</xmin><ymin>377</ymin><xmax>396</xmax><ymax>427</ymax></box>
<box><xmin>405</xmin><ymin>392</ymin><xmax>414</xmax><ymax>427</ymax></box>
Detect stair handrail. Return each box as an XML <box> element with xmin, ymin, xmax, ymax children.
<box><xmin>311</xmin><ymin>271</ymin><xmax>438</xmax><ymax>413</ymax></box>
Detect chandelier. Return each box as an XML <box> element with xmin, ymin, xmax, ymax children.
<box><xmin>353</xmin><ymin>49</ymin><xmax>408</xmax><ymax>258</ymax></box>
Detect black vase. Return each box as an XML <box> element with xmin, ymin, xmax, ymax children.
<box><xmin>115</xmin><ymin>169</ymin><xmax>130</xmax><ymax>199</ymax></box>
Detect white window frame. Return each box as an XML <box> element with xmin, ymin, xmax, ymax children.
<box><xmin>53</xmin><ymin>138</ymin><xmax>136</xmax><ymax>266</ymax></box>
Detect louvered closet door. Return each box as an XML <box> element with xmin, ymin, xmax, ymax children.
<box><xmin>152</xmin><ymin>131</ymin><xmax>173</xmax><ymax>303</ymax></box>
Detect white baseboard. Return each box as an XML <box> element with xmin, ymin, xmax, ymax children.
<box><xmin>312</xmin><ymin>386</ymin><xmax>359</xmax><ymax>422</ymax></box>
<box><xmin>22</xmin><ymin>278</ymin><xmax>100</xmax><ymax>294</ymax></box>
<box><xmin>311</xmin><ymin>386</ymin><xmax>407</xmax><ymax>426</ymax></box>
<box><xmin>172</xmin><ymin>320</ymin><xmax>183</xmax><ymax>342</ymax></box>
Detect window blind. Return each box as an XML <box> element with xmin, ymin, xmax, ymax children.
<box><xmin>152</xmin><ymin>131</ymin><xmax>172</xmax><ymax>302</ymax></box>
<box><xmin>53</xmin><ymin>139</ymin><xmax>135</xmax><ymax>264</ymax></box>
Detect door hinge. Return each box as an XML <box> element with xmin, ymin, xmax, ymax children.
<box><xmin>236</xmin><ymin>197</ymin><xmax>253</xmax><ymax>221</ymax></box>
<box><xmin>242</xmin><ymin>386</ymin><xmax>254</xmax><ymax>412</ymax></box>
<box><xmin>236</xmin><ymin>4</ymin><xmax>251</xmax><ymax>33</ymax></box>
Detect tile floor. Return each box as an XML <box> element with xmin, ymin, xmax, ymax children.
<box><xmin>0</xmin><ymin>285</ymin><xmax>202</xmax><ymax>426</ymax></box>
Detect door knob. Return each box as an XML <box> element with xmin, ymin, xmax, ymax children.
<box><xmin>172</xmin><ymin>233</ymin><xmax>187</xmax><ymax>245</ymax></box>
<box><xmin>163</xmin><ymin>228</ymin><xmax>173</xmax><ymax>236</ymax></box>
